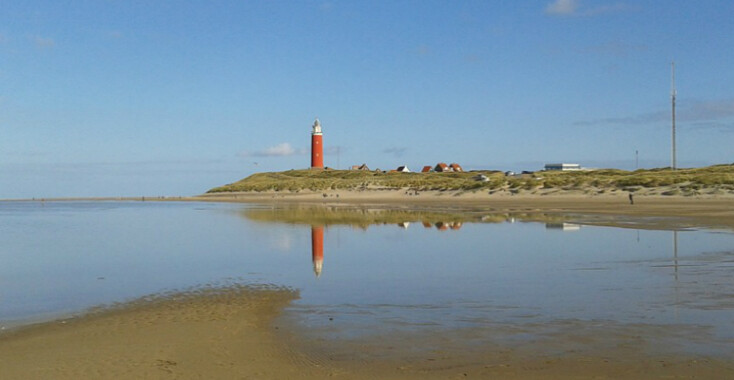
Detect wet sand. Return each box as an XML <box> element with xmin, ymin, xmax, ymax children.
<box><xmin>1</xmin><ymin>285</ymin><xmax>733</xmax><ymax>379</ymax></box>
<box><xmin>0</xmin><ymin>286</ymin><xmax>333</xmax><ymax>379</ymax></box>
<box><xmin>3</xmin><ymin>195</ymin><xmax>734</xmax><ymax>379</ymax></box>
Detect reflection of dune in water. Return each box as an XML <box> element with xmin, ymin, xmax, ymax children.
<box><xmin>241</xmin><ymin>205</ymin><xmax>572</xmax><ymax>229</ymax></box>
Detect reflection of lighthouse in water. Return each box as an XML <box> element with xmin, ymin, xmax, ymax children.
<box><xmin>311</xmin><ymin>226</ymin><xmax>324</xmax><ymax>277</ymax></box>
<box><xmin>308</xmin><ymin>220</ymin><xmax>466</xmax><ymax>276</ymax></box>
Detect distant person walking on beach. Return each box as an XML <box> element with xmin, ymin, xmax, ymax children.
<box><xmin>628</xmin><ymin>193</ymin><xmax>634</xmax><ymax>205</ymax></box>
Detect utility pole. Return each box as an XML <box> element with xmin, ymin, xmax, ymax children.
<box><xmin>635</xmin><ymin>150</ymin><xmax>639</xmax><ymax>170</ymax></box>
<box><xmin>671</xmin><ymin>61</ymin><xmax>677</xmax><ymax>170</ymax></box>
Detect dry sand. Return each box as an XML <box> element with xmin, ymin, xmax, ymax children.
<box><xmin>3</xmin><ymin>192</ymin><xmax>734</xmax><ymax>379</ymax></box>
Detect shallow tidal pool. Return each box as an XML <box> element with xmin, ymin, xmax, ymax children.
<box><xmin>1</xmin><ymin>201</ymin><xmax>733</xmax><ymax>357</ymax></box>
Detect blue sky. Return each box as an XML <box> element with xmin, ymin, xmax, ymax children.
<box><xmin>1</xmin><ymin>0</ymin><xmax>733</xmax><ymax>198</ymax></box>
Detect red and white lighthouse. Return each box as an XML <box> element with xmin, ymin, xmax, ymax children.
<box><xmin>311</xmin><ymin>118</ymin><xmax>324</xmax><ymax>169</ymax></box>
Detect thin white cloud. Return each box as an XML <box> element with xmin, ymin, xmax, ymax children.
<box><xmin>583</xmin><ymin>3</ymin><xmax>632</xmax><ymax>16</ymax></box>
<box><xmin>579</xmin><ymin>41</ymin><xmax>648</xmax><ymax>57</ymax></box>
<box><xmin>383</xmin><ymin>147</ymin><xmax>408</xmax><ymax>157</ymax></box>
<box><xmin>2</xmin><ymin>157</ymin><xmax>224</xmax><ymax>167</ymax></box>
<box><xmin>324</xmin><ymin>146</ymin><xmax>344</xmax><ymax>155</ymax></box>
<box><xmin>546</xmin><ymin>0</ymin><xmax>579</xmax><ymax>15</ymax></box>
<box><xmin>241</xmin><ymin>143</ymin><xmax>307</xmax><ymax>157</ymax></box>
<box><xmin>575</xmin><ymin>99</ymin><xmax>734</xmax><ymax>128</ymax></box>
<box><xmin>546</xmin><ymin>0</ymin><xmax>631</xmax><ymax>16</ymax></box>
<box><xmin>33</xmin><ymin>35</ymin><xmax>55</xmax><ymax>48</ymax></box>
<box><xmin>264</xmin><ymin>143</ymin><xmax>296</xmax><ymax>156</ymax></box>
<box><xmin>684</xmin><ymin>99</ymin><xmax>734</xmax><ymax>121</ymax></box>
<box><xmin>464</xmin><ymin>54</ymin><xmax>481</xmax><ymax>63</ymax></box>
<box><xmin>240</xmin><ymin>143</ymin><xmax>342</xmax><ymax>158</ymax></box>
<box><xmin>690</xmin><ymin>121</ymin><xmax>734</xmax><ymax>133</ymax></box>
<box><xmin>415</xmin><ymin>44</ymin><xmax>430</xmax><ymax>56</ymax></box>
<box><xmin>574</xmin><ymin>110</ymin><xmax>667</xmax><ymax>126</ymax></box>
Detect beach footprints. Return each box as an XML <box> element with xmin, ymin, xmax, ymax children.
<box><xmin>155</xmin><ymin>359</ymin><xmax>178</xmax><ymax>374</ymax></box>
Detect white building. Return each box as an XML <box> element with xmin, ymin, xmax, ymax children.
<box><xmin>544</xmin><ymin>163</ymin><xmax>581</xmax><ymax>171</ymax></box>
<box><xmin>545</xmin><ymin>223</ymin><xmax>581</xmax><ymax>231</ymax></box>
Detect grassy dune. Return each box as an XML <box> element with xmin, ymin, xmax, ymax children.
<box><xmin>207</xmin><ymin>164</ymin><xmax>734</xmax><ymax>195</ymax></box>
<box><xmin>208</xmin><ymin>169</ymin><xmax>499</xmax><ymax>193</ymax></box>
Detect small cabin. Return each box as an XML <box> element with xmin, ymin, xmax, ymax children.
<box><xmin>449</xmin><ymin>163</ymin><xmax>463</xmax><ymax>172</ymax></box>
<box><xmin>351</xmin><ymin>163</ymin><xmax>370</xmax><ymax>171</ymax></box>
<box><xmin>396</xmin><ymin>165</ymin><xmax>411</xmax><ymax>173</ymax></box>
<box><xmin>434</xmin><ymin>163</ymin><xmax>450</xmax><ymax>172</ymax></box>
<box><xmin>421</xmin><ymin>166</ymin><xmax>432</xmax><ymax>173</ymax></box>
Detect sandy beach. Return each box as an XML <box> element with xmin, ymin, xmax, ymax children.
<box><xmin>2</xmin><ymin>192</ymin><xmax>734</xmax><ymax>379</ymax></box>
<box><xmin>196</xmin><ymin>188</ymin><xmax>734</xmax><ymax>229</ymax></box>
<box><xmin>0</xmin><ymin>286</ymin><xmax>337</xmax><ymax>379</ymax></box>
<box><xmin>1</xmin><ymin>284</ymin><xmax>733</xmax><ymax>379</ymax></box>
<box><xmin>2</xmin><ymin>284</ymin><xmax>733</xmax><ymax>380</ymax></box>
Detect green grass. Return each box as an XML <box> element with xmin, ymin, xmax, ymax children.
<box><xmin>206</xmin><ymin>164</ymin><xmax>734</xmax><ymax>194</ymax></box>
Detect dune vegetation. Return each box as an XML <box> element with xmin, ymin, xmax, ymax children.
<box><xmin>207</xmin><ymin>164</ymin><xmax>734</xmax><ymax>196</ymax></box>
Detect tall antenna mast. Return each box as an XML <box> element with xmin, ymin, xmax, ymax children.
<box><xmin>671</xmin><ymin>61</ymin><xmax>677</xmax><ymax>170</ymax></box>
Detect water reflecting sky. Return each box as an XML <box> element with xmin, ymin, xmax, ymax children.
<box><xmin>1</xmin><ymin>201</ymin><xmax>733</xmax><ymax>355</ymax></box>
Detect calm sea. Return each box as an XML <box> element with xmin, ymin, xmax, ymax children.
<box><xmin>2</xmin><ymin>201</ymin><xmax>733</xmax><ymax>356</ymax></box>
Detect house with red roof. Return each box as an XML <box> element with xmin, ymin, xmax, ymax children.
<box><xmin>434</xmin><ymin>163</ymin><xmax>450</xmax><ymax>172</ymax></box>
